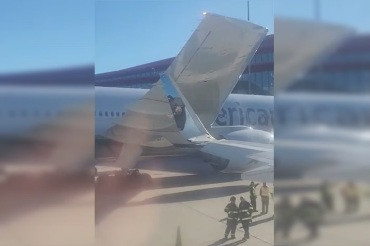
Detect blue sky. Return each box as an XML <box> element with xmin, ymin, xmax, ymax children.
<box><xmin>0</xmin><ymin>0</ymin><xmax>94</xmax><ymax>73</ymax></box>
<box><xmin>1</xmin><ymin>0</ymin><xmax>369</xmax><ymax>74</ymax></box>
<box><xmin>96</xmin><ymin>0</ymin><xmax>273</xmax><ymax>73</ymax></box>
<box><xmin>275</xmin><ymin>0</ymin><xmax>370</xmax><ymax>33</ymax></box>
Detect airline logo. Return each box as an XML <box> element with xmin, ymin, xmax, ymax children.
<box><xmin>215</xmin><ymin>102</ymin><xmax>273</xmax><ymax>130</ymax></box>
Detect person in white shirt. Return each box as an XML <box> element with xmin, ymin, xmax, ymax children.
<box><xmin>259</xmin><ymin>182</ymin><xmax>270</xmax><ymax>214</ymax></box>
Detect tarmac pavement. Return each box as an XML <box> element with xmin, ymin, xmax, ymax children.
<box><xmin>96</xmin><ymin>156</ymin><xmax>274</xmax><ymax>246</ymax></box>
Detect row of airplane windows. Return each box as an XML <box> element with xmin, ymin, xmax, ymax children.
<box><xmin>96</xmin><ymin>111</ymin><xmax>125</xmax><ymax>117</ymax></box>
<box><xmin>1</xmin><ymin>110</ymin><xmax>59</xmax><ymax>118</ymax></box>
<box><xmin>0</xmin><ymin>110</ymin><xmax>126</xmax><ymax>118</ymax></box>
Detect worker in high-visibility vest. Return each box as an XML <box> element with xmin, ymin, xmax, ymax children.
<box><xmin>239</xmin><ymin>196</ymin><xmax>253</xmax><ymax>240</ymax></box>
<box><xmin>259</xmin><ymin>182</ymin><xmax>270</xmax><ymax>214</ymax></box>
<box><xmin>224</xmin><ymin>196</ymin><xmax>239</xmax><ymax>239</ymax></box>
<box><xmin>341</xmin><ymin>181</ymin><xmax>360</xmax><ymax>213</ymax></box>
<box><xmin>249</xmin><ymin>181</ymin><xmax>259</xmax><ymax>212</ymax></box>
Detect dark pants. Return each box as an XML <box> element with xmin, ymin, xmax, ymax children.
<box><xmin>241</xmin><ymin>220</ymin><xmax>250</xmax><ymax>238</ymax></box>
<box><xmin>345</xmin><ymin>197</ymin><xmax>359</xmax><ymax>213</ymax></box>
<box><xmin>261</xmin><ymin>196</ymin><xmax>269</xmax><ymax>213</ymax></box>
<box><xmin>225</xmin><ymin>219</ymin><xmax>237</xmax><ymax>237</ymax></box>
<box><xmin>306</xmin><ymin>223</ymin><xmax>319</xmax><ymax>238</ymax></box>
<box><xmin>251</xmin><ymin>197</ymin><xmax>257</xmax><ymax>211</ymax></box>
<box><xmin>322</xmin><ymin>195</ymin><xmax>334</xmax><ymax>211</ymax></box>
<box><xmin>275</xmin><ymin>220</ymin><xmax>293</xmax><ymax>239</ymax></box>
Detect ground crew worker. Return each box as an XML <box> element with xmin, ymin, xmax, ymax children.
<box><xmin>260</xmin><ymin>182</ymin><xmax>270</xmax><ymax>214</ymax></box>
<box><xmin>320</xmin><ymin>181</ymin><xmax>334</xmax><ymax>212</ymax></box>
<box><xmin>249</xmin><ymin>181</ymin><xmax>259</xmax><ymax>212</ymax></box>
<box><xmin>341</xmin><ymin>181</ymin><xmax>360</xmax><ymax>213</ymax></box>
<box><xmin>224</xmin><ymin>196</ymin><xmax>239</xmax><ymax>239</ymax></box>
<box><xmin>275</xmin><ymin>196</ymin><xmax>295</xmax><ymax>240</ymax></box>
<box><xmin>239</xmin><ymin>196</ymin><xmax>253</xmax><ymax>240</ymax></box>
<box><xmin>296</xmin><ymin>197</ymin><xmax>324</xmax><ymax>239</ymax></box>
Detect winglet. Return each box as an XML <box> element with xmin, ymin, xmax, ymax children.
<box><xmin>166</xmin><ymin>13</ymin><xmax>268</xmax><ymax>127</ymax></box>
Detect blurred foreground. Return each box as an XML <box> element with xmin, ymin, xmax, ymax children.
<box><xmin>275</xmin><ymin>4</ymin><xmax>370</xmax><ymax>245</ymax></box>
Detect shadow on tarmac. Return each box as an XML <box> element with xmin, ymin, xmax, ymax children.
<box><xmin>222</xmin><ymin>239</ymin><xmax>247</xmax><ymax>246</ymax></box>
<box><xmin>127</xmin><ymin>185</ymin><xmax>249</xmax><ymax>206</ymax></box>
<box><xmin>252</xmin><ymin>212</ymin><xmax>265</xmax><ymax>219</ymax></box>
<box><xmin>325</xmin><ymin>212</ymin><xmax>370</xmax><ymax>226</ymax></box>
<box><xmin>0</xmin><ymin>173</ymin><xmax>92</xmax><ymax>224</ymax></box>
<box><xmin>208</xmin><ymin>238</ymin><xmax>247</xmax><ymax>246</ymax></box>
<box><xmin>151</xmin><ymin>173</ymin><xmax>241</xmax><ymax>190</ymax></box>
<box><xmin>136</xmin><ymin>155</ymin><xmax>210</xmax><ymax>174</ymax></box>
<box><xmin>95</xmin><ymin>188</ymin><xmax>141</xmax><ymax>224</ymax></box>
<box><xmin>95</xmin><ymin>173</ymin><xmax>245</xmax><ymax>224</ymax></box>
<box><xmin>250</xmin><ymin>215</ymin><xmax>274</xmax><ymax>227</ymax></box>
<box><xmin>207</xmin><ymin>238</ymin><xmax>229</xmax><ymax>246</ymax></box>
<box><xmin>275</xmin><ymin>236</ymin><xmax>313</xmax><ymax>246</ymax></box>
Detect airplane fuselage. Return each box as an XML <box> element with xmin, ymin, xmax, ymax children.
<box><xmin>95</xmin><ymin>87</ymin><xmax>274</xmax><ymax>137</ymax></box>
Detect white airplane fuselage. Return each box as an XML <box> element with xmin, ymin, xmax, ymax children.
<box><xmin>95</xmin><ymin>87</ymin><xmax>274</xmax><ymax>138</ymax></box>
<box><xmin>0</xmin><ymin>86</ymin><xmax>274</xmax><ymax>139</ymax></box>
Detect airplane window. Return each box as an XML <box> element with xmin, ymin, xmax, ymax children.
<box><xmin>45</xmin><ymin>111</ymin><xmax>51</xmax><ymax>117</ymax></box>
<box><xmin>99</xmin><ymin>112</ymin><xmax>103</xmax><ymax>117</ymax></box>
<box><xmin>111</xmin><ymin>112</ymin><xmax>114</xmax><ymax>117</ymax></box>
<box><xmin>116</xmin><ymin>112</ymin><xmax>119</xmax><ymax>117</ymax></box>
<box><xmin>121</xmin><ymin>112</ymin><xmax>125</xmax><ymax>117</ymax></box>
<box><xmin>34</xmin><ymin>111</ymin><xmax>39</xmax><ymax>117</ymax></box>
<box><xmin>105</xmin><ymin>112</ymin><xmax>108</xmax><ymax>117</ymax></box>
<box><xmin>21</xmin><ymin>110</ymin><xmax>28</xmax><ymax>117</ymax></box>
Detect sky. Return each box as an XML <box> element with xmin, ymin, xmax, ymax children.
<box><xmin>0</xmin><ymin>0</ymin><xmax>94</xmax><ymax>74</ymax></box>
<box><xmin>1</xmin><ymin>0</ymin><xmax>369</xmax><ymax>74</ymax></box>
<box><xmin>275</xmin><ymin>0</ymin><xmax>370</xmax><ymax>33</ymax></box>
<box><xmin>96</xmin><ymin>0</ymin><xmax>273</xmax><ymax>73</ymax></box>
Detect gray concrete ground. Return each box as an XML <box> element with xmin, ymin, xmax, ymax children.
<box><xmin>0</xmin><ymin>171</ymin><xmax>94</xmax><ymax>246</ymax></box>
<box><xmin>96</xmin><ymin>156</ymin><xmax>274</xmax><ymax>246</ymax></box>
<box><xmin>275</xmin><ymin>179</ymin><xmax>370</xmax><ymax>246</ymax></box>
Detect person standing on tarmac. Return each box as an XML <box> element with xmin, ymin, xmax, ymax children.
<box><xmin>275</xmin><ymin>196</ymin><xmax>295</xmax><ymax>240</ymax></box>
<box><xmin>296</xmin><ymin>197</ymin><xmax>324</xmax><ymax>239</ymax></box>
<box><xmin>239</xmin><ymin>196</ymin><xmax>253</xmax><ymax>241</ymax></box>
<box><xmin>249</xmin><ymin>181</ymin><xmax>259</xmax><ymax>212</ymax></box>
<box><xmin>341</xmin><ymin>181</ymin><xmax>360</xmax><ymax>213</ymax></box>
<box><xmin>260</xmin><ymin>182</ymin><xmax>270</xmax><ymax>214</ymax></box>
<box><xmin>224</xmin><ymin>196</ymin><xmax>239</xmax><ymax>239</ymax></box>
<box><xmin>320</xmin><ymin>181</ymin><xmax>334</xmax><ymax>212</ymax></box>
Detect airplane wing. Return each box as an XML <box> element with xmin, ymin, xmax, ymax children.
<box><xmin>105</xmin><ymin>14</ymin><xmax>271</xmax><ymax>176</ymax></box>
<box><xmin>107</xmin><ymin>13</ymin><xmax>267</xmax><ymax>146</ymax></box>
<box><xmin>159</xmin><ymin>70</ymin><xmax>273</xmax><ymax>181</ymax></box>
<box><xmin>200</xmin><ymin>139</ymin><xmax>273</xmax><ymax>182</ymax></box>
<box><xmin>167</xmin><ymin>13</ymin><xmax>267</xmax><ymax>127</ymax></box>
